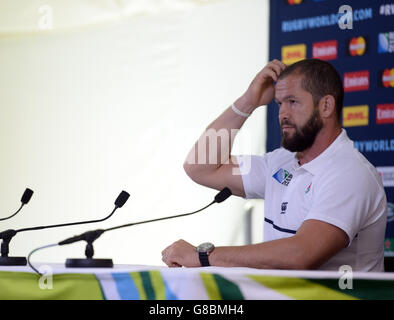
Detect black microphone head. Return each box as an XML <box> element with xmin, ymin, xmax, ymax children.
<box><xmin>21</xmin><ymin>188</ymin><xmax>34</xmax><ymax>204</ymax></box>
<box><xmin>214</xmin><ymin>187</ymin><xmax>232</xmax><ymax>203</ymax></box>
<box><xmin>115</xmin><ymin>191</ymin><xmax>130</xmax><ymax>208</ymax></box>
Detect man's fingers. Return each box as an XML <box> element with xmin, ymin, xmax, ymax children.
<box><xmin>269</xmin><ymin>59</ymin><xmax>287</xmax><ymax>79</ymax></box>
<box><xmin>162</xmin><ymin>251</ymin><xmax>182</xmax><ymax>267</ymax></box>
<box><xmin>168</xmin><ymin>262</ymin><xmax>182</xmax><ymax>268</ymax></box>
<box><xmin>264</xmin><ymin>68</ymin><xmax>278</xmax><ymax>82</ymax></box>
<box><xmin>272</xmin><ymin>59</ymin><xmax>287</xmax><ymax>71</ymax></box>
<box><xmin>267</xmin><ymin>63</ymin><xmax>282</xmax><ymax>79</ymax></box>
<box><xmin>253</xmin><ymin>59</ymin><xmax>286</xmax><ymax>84</ymax></box>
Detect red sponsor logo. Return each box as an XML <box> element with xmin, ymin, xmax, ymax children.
<box><xmin>344</xmin><ymin>70</ymin><xmax>370</xmax><ymax>92</ymax></box>
<box><xmin>286</xmin><ymin>51</ymin><xmax>301</xmax><ymax>59</ymax></box>
<box><xmin>312</xmin><ymin>40</ymin><xmax>338</xmax><ymax>60</ymax></box>
<box><xmin>286</xmin><ymin>0</ymin><xmax>303</xmax><ymax>5</ymax></box>
<box><xmin>376</xmin><ymin>104</ymin><xmax>394</xmax><ymax>124</ymax></box>
<box><xmin>382</xmin><ymin>68</ymin><xmax>394</xmax><ymax>87</ymax></box>
<box><xmin>349</xmin><ymin>37</ymin><xmax>367</xmax><ymax>56</ymax></box>
<box><xmin>346</xmin><ymin>112</ymin><xmax>367</xmax><ymax>121</ymax></box>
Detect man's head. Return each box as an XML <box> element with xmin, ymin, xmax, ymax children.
<box><xmin>274</xmin><ymin>59</ymin><xmax>344</xmax><ymax>153</ymax></box>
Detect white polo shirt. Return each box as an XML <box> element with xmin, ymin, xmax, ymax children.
<box><xmin>237</xmin><ymin>129</ymin><xmax>387</xmax><ymax>272</ymax></box>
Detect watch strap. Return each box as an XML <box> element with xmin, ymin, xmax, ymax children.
<box><xmin>198</xmin><ymin>252</ymin><xmax>210</xmax><ymax>267</ymax></box>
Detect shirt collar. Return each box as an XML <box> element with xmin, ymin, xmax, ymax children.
<box><xmin>295</xmin><ymin>129</ymin><xmax>350</xmax><ymax>175</ymax></box>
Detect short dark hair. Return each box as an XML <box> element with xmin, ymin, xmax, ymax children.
<box><xmin>278</xmin><ymin>59</ymin><xmax>344</xmax><ymax>123</ymax></box>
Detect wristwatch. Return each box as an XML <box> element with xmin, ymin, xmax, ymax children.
<box><xmin>196</xmin><ymin>242</ymin><xmax>215</xmax><ymax>267</ymax></box>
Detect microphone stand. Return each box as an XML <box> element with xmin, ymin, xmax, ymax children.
<box><xmin>0</xmin><ymin>188</ymin><xmax>34</xmax><ymax>265</ymax></box>
<box><xmin>59</xmin><ymin>187</ymin><xmax>232</xmax><ymax>268</ymax></box>
<box><xmin>0</xmin><ymin>191</ymin><xmax>130</xmax><ymax>266</ymax></box>
<box><xmin>0</xmin><ymin>230</ymin><xmax>25</xmax><ymax>266</ymax></box>
<box><xmin>63</xmin><ymin>229</ymin><xmax>110</xmax><ymax>268</ymax></box>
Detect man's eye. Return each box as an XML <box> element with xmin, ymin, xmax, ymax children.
<box><xmin>290</xmin><ymin>100</ymin><xmax>296</xmax><ymax>104</ymax></box>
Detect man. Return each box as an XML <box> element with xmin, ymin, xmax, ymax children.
<box><xmin>162</xmin><ymin>59</ymin><xmax>387</xmax><ymax>271</ymax></box>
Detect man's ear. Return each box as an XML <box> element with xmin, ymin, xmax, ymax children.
<box><xmin>318</xmin><ymin>95</ymin><xmax>336</xmax><ymax>119</ymax></box>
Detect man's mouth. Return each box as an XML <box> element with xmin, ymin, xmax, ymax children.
<box><xmin>281</xmin><ymin>125</ymin><xmax>294</xmax><ymax>131</ymax></box>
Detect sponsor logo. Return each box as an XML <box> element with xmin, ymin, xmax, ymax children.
<box><xmin>377</xmin><ymin>167</ymin><xmax>394</xmax><ymax>187</ymax></box>
<box><xmin>305</xmin><ymin>183</ymin><xmax>312</xmax><ymax>194</ymax></box>
<box><xmin>281</xmin><ymin>44</ymin><xmax>306</xmax><ymax>65</ymax></box>
<box><xmin>312</xmin><ymin>40</ymin><xmax>337</xmax><ymax>60</ymax></box>
<box><xmin>342</xmin><ymin>105</ymin><xmax>369</xmax><ymax>127</ymax></box>
<box><xmin>273</xmin><ymin>168</ymin><xmax>293</xmax><ymax>186</ymax></box>
<box><xmin>354</xmin><ymin>139</ymin><xmax>394</xmax><ymax>153</ymax></box>
<box><xmin>378</xmin><ymin>32</ymin><xmax>394</xmax><ymax>53</ymax></box>
<box><xmin>280</xmin><ymin>202</ymin><xmax>288</xmax><ymax>214</ymax></box>
<box><xmin>381</xmin><ymin>68</ymin><xmax>394</xmax><ymax>87</ymax></box>
<box><xmin>348</xmin><ymin>36</ymin><xmax>367</xmax><ymax>56</ymax></box>
<box><xmin>343</xmin><ymin>71</ymin><xmax>370</xmax><ymax>92</ymax></box>
<box><xmin>376</xmin><ymin>104</ymin><xmax>394</xmax><ymax>124</ymax></box>
<box><xmin>286</xmin><ymin>0</ymin><xmax>303</xmax><ymax>5</ymax></box>
<box><xmin>380</xmin><ymin>4</ymin><xmax>394</xmax><ymax>16</ymax></box>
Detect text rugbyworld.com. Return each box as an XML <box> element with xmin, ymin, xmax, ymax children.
<box><xmin>354</xmin><ymin>139</ymin><xmax>394</xmax><ymax>153</ymax></box>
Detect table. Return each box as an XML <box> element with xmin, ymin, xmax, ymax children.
<box><xmin>1</xmin><ymin>264</ymin><xmax>394</xmax><ymax>300</ymax></box>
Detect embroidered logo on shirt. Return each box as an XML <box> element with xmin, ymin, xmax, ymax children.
<box><xmin>305</xmin><ymin>182</ymin><xmax>312</xmax><ymax>194</ymax></box>
<box><xmin>280</xmin><ymin>202</ymin><xmax>288</xmax><ymax>214</ymax></box>
<box><xmin>273</xmin><ymin>169</ymin><xmax>293</xmax><ymax>186</ymax></box>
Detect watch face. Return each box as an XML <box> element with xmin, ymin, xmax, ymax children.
<box><xmin>197</xmin><ymin>242</ymin><xmax>214</xmax><ymax>253</ymax></box>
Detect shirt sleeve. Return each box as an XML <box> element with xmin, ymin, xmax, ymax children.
<box><xmin>303</xmin><ymin>166</ymin><xmax>386</xmax><ymax>246</ymax></box>
<box><xmin>236</xmin><ymin>154</ymin><xmax>268</xmax><ymax>199</ymax></box>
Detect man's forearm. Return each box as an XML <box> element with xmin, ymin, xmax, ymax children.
<box><xmin>208</xmin><ymin>237</ymin><xmax>310</xmax><ymax>270</ymax></box>
<box><xmin>184</xmin><ymin>97</ymin><xmax>254</xmax><ymax>173</ymax></box>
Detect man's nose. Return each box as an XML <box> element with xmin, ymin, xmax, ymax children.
<box><xmin>278</xmin><ymin>102</ymin><xmax>291</xmax><ymax>122</ymax></box>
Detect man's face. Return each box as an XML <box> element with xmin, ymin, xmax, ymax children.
<box><xmin>275</xmin><ymin>74</ymin><xmax>323</xmax><ymax>153</ymax></box>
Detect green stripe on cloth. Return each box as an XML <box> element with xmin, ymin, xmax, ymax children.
<box><xmin>0</xmin><ymin>271</ymin><xmax>103</xmax><ymax>300</ymax></box>
<box><xmin>129</xmin><ymin>271</ymin><xmax>164</xmax><ymax>300</ymax></box>
<box><xmin>248</xmin><ymin>275</ymin><xmax>357</xmax><ymax>300</ymax></box>
<box><xmin>140</xmin><ymin>271</ymin><xmax>155</xmax><ymax>300</ymax></box>
<box><xmin>200</xmin><ymin>273</ymin><xmax>244</xmax><ymax>300</ymax></box>
<box><xmin>212</xmin><ymin>274</ymin><xmax>244</xmax><ymax>300</ymax></box>
<box><xmin>307</xmin><ymin>278</ymin><xmax>394</xmax><ymax>300</ymax></box>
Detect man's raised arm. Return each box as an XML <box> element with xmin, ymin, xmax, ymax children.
<box><xmin>183</xmin><ymin>59</ymin><xmax>286</xmax><ymax>197</ymax></box>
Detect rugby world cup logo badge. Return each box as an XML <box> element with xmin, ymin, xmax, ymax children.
<box><xmin>273</xmin><ymin>169</ymin><xmax>293</xmax><ymax>186</ymax></box>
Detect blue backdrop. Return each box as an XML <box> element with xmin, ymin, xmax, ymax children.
<box><xmin>268</xmin><ymin>0</ymin><xmax>394</xmax><ymax>255</ymax></box>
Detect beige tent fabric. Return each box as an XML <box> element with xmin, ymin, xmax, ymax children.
<box><xmin>0</xmin><ymin>0</ymin><xmax>224</xmax><ymax>36</ymax></box>
<box><xmin>0</xmin><ymin>0</ymin><xmax>267</xmax><ymax>265</ymax></box>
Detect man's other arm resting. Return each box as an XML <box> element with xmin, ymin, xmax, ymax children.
<box><xmin>207</xmin><ymin>219</ymin><xmax>349</xmax><ymax>269</ymax></box>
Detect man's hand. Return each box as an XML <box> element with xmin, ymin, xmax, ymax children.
<box><xmin>161</xmin><ymin>239</ymin><xmax>200</xmax><ymax>268</ymax></box>
<box><xmin>237</xmin><ymin>59</ymin><xmax>286</xmax><ymax>110</ymax></box>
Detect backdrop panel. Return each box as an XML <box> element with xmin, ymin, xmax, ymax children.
<box><xmin>268</xmin><ymin>0</ymin><xmax>394</xmax><ymax>255</ymax></box>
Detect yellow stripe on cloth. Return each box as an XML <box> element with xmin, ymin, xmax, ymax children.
<box><xmin>248</xmin><ymin>275</ymin><xmax>358</xmax><ymax>300</ymax></box>
<box><xmin>130</xmin><ymin>272</ymin><xmax>147</xmax><ymax>300</ymax></box>
<box><xmin>200</xmin><ymin>273</ymin><xmax>221</xmax><ymax>300</ymax></box>
<box><xmin>0</xmin><ymin>271</ymin><xmax>103</xmax><ymax>300</ymax></box>
<box><xmin>149</xmin><ymin>270</ymin><xmax>166</xmax><ymax>300</ymax></box>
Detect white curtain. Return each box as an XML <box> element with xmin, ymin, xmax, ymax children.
<box><xmin>0</xmin><ymin>0</ymin><xmax>267</xmax><ymax>265</ymax></box>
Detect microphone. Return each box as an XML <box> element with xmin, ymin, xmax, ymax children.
<box><xmin>0</xmin><ymin>190</ymin><xmax>130</xmax><ymax>266</ymax></box>
<box><xmin>214</xmin><ymin>187</ymin><xmax>232</xmax><ymax>203</ymax></box>
<box><xmin>50</xmin><ymin>187</ymin><xmax>232</xmax><ymax>269</ymax></box>
<box><xmin>0</xmin><ymin>188</ymin><xmax>34</xmax><ymax>222</ymax></box>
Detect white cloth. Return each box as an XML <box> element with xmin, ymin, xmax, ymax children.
<box><xmin>237</xmin><ymin>129</ymin><xmax>387</xmax><ymax>272</ymax></box>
